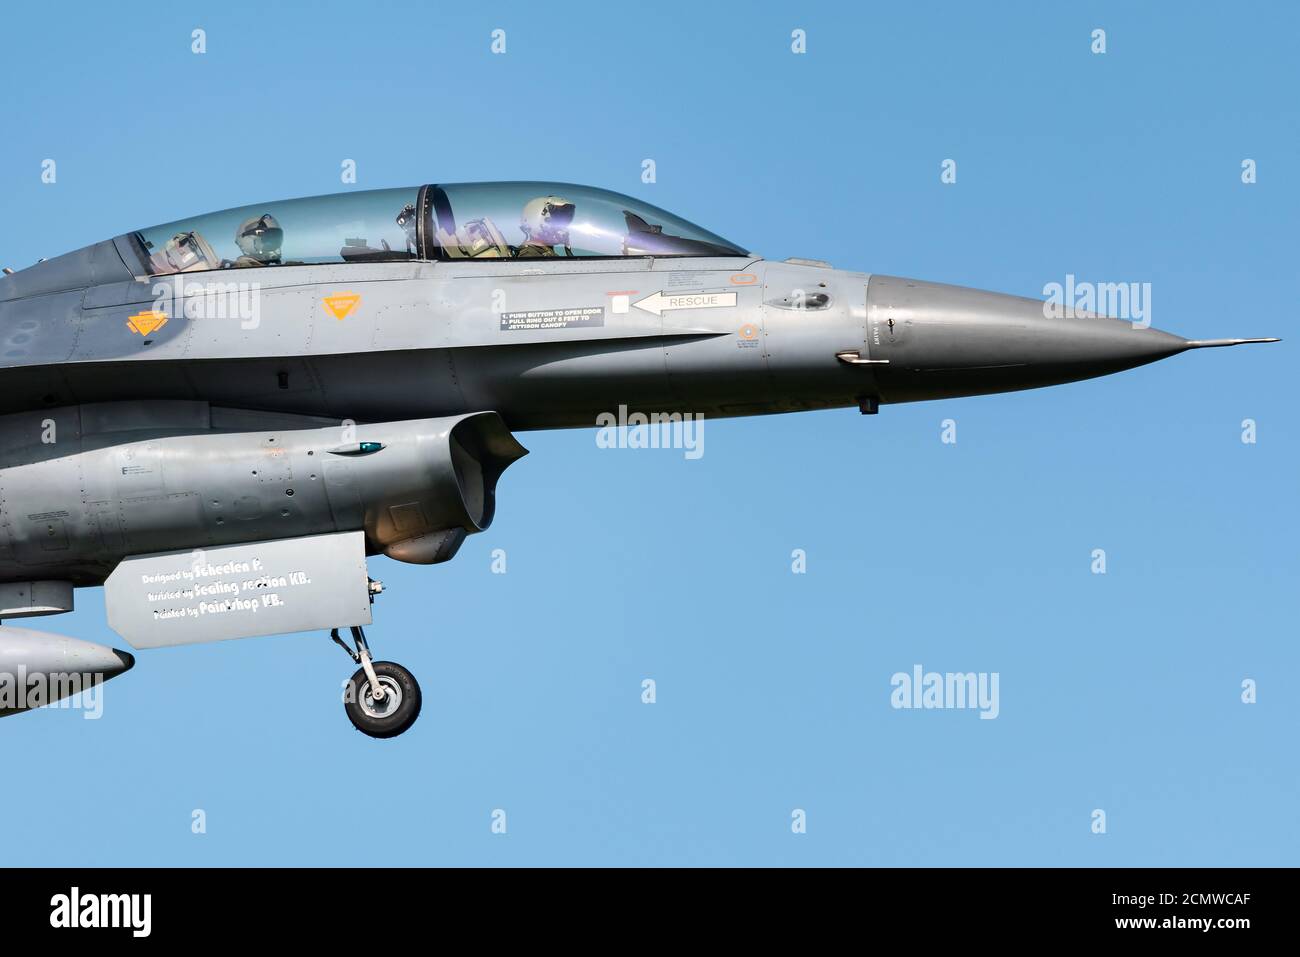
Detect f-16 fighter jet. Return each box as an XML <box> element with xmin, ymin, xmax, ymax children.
<box><xmin>0</xmin><ymin>182</ymin><xmax>1277</xmax><ymax>736</ymax></box>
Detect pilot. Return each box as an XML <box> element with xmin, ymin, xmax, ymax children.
<box><xmin>231</xmin><ymin>213</ymin><xmax>285</xmax><ymax>267</ymax></box>
<box><xmin>516</xmin><ymin>196</ymin><xmax>575</xmax><ymax>258</ymax></box>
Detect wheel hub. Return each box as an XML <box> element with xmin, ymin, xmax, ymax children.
<box><xmin>360</xmin><ymin>676</ymin><xmax>403</xmax><ymax>719</ymax></box>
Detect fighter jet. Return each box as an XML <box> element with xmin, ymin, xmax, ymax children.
<box><xmin>0</xmin><ymin>181</ymin><xmax>1278</xmax><ymax>736</ymax></box>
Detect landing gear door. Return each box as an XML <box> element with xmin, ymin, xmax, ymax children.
<box><xmin>104</xmin><ymin>531</ymin><xmax>372</xmax><ymax>649</ymax></box>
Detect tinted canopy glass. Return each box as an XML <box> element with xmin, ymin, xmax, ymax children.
<box><xmin>133</xmin><ymin>187</ymin><xmax>421</xmax><ymax>275</ymax></box>
<box><xmin>429</xmin><ymin>182</ymin><xmax>746</xmax><ymax>259</ymax></box>
<box><xmin>129</xmin><ymin>182</ymin><xmax>746</xmax><ymax>275</ymax></box>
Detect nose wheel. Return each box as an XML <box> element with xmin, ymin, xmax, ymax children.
<box><xmin>331</xmin><ymin>626</ymin><xmax>422</xmax><ymax>738</ymax></box>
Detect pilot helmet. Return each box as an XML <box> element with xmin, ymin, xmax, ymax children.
<box><xmin>520</xmin><ymin>196</ymin><xmax>575</xmax><ymax>247</ymax></box>
<box><xmin>235</xmin><ymin>213</ymin><xmax>284</xmax><ymax>263</ymax></box>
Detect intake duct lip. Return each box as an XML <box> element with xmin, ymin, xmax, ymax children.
<box><xmin>447</xmin><ymin>412</ymin><xmax>528</xmax><ymax>532</ymax></box>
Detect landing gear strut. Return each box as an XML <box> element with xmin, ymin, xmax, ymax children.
<box><xmin>332</xmin><ymin>625</ymin><xmax>422</xmax><ymax>738</ymax></box>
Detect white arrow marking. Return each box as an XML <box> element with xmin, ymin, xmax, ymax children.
<box><xmin>631</xmin><ymin>290</ymin><xmax>738</xmax><ymax>317</ymax></box>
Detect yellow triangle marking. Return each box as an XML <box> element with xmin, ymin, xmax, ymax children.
<box><xmin>322</xmin><ymin>293</ymin><xmax>361</xmax><ymax>320</ymax></box>
<box><xmin>126</xmin><ymin>310</ymin><xmax>168</xmax><ymax>336</ymax></box>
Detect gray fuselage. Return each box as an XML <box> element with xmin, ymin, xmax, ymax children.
<box><xmin>0</xmin><ymin>219</ymin><xmax>1270</xmax><ymax>587</ymax></box>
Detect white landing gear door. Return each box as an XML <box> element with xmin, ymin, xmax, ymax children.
<box><xmin>105</xmin><ymin>531</ymin><xmax>372</xmax><ymax>649</ymax></box>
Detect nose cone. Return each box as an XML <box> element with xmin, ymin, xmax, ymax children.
<box><xmin>1005</xmin><ymin>307</ymin><xmax>1189</xmax><ymax>369</ymax></box>
<box><xmin>0</xmin><ymin>625</ymin><xmax>136</xmax><ymax>677</ymax></box>
<box><xmin>863</xmin><ymin>275</ymin><xmax>1260</xmax><ymax>403</ymax></box>
<box><xmin>110</xmin><ymin>648</ymin><xmax>136</xmax><ymax>676</ymax></box>
<box><xmin>59</xmin><ymin>637</ymin><xmax>135</xmax><ymax>677</ymax></box>
<box><xmin>0</xmin><ymin>626</ymin><xmax>136</xmax><ymax>716</ymax></box>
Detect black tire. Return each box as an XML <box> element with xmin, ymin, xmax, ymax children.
<box><xmin>343</xmin><ymin>661</ymin><xmax>422</xmax><ymax>738</ymax></box>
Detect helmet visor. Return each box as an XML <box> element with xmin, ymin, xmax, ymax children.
<box><xmin>544</xmin><ymin>203</ymin><xmax>575</xmax><ymax>229</ymax></box>
<box><xmin>243</xmin><ymin>226</ymin><xmax>283</xmax><ymax>255</ymax></box>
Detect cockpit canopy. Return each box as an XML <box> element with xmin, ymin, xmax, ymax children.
<box><xmin>129</xmin><ymin>182</ymin><xmax>747</xmax><ymax>276</ymax></box>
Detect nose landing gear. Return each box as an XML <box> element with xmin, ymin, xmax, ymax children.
<box><xmin>331</xmin><ymin>625</ymin><xmax>422</xmax><ymax>738</ymax></box>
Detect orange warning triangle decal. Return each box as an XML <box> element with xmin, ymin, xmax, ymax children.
<box><xmin>322</xmin><ymin>293</ymin><xmax>360</xmax><ymax>320</ymax></box>
<box><xmin>126</xmin><ymin>310</ymin><xmax>168</xmax><ymax>336</ymax></box>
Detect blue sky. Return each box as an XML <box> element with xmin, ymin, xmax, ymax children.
<box><xmin>0</xmin><ymin>1</ymin><xmax>1295</xmax><ymax>866</ymax></box>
